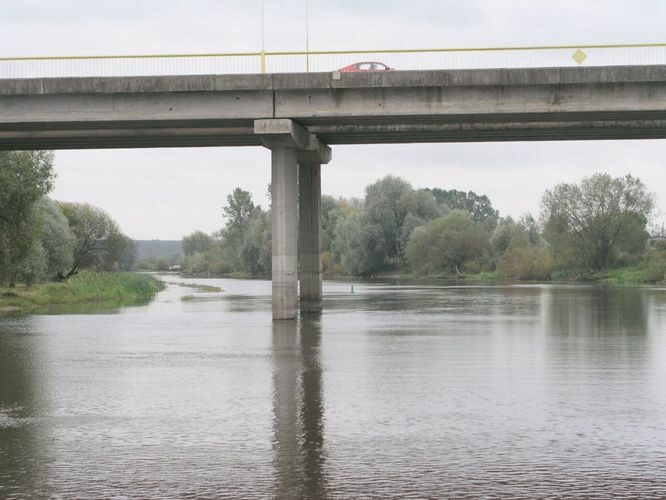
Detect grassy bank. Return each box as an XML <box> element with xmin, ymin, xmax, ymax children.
<box><xmin>584</xmin><ymin>266</ymin><xmax>648</xmax><ymax>285</ymax></box>
<box><xmin>470</xmin><ymin>266</ymin><xmax>662</xmax><ymax>285</ymax></box>
<box><xmin>371</xmin><ymin>266</ymin><xmax>661</xmax><ymax>285</ymax></box>
<box><xmin>0</xmin><ymin>271</ymin><xmax>164</xmax><ymax>313</ymax></box>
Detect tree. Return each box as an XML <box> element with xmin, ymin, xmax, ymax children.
<box><xmin>518</xmin><ymin>214</ymin><xmax>542</xmax><ymax>247</ymax></box>
<box><xmin>0</xmin><ymin>151</ymin><xmax>55</xmax><ymax>286</ymax></box>
<box><xmin>32</xmin><ymin>198</ymin><xmax>75</xmax><ymax>280</ymax></box>
<box><xmin>223</xmin><ymin>188</ymin><xmax>255</xmax><ymax>233</ymax></box>
<box><xmin>541</xmin><ymin>173</ymin><xmax>655</xmax><ymax>270</ymax></box>
<box><xmin>490</xmin><ymin>214</ymin><xmax>542</xmax><ymax>258</ymax></box>
<box><xmin>99</xmin><ymin>232</ymin><xmax>136</xmax><ymax>271</ymax></box>
<box><xmin>154</xmin><ymin>256</ymin><xmax>171</xmax><ymax>272</ymax></box>
<box><xmin>406</xmin><ymin>210</ymin><xmax>486</xmax><ymax>275</ymax></box>
<box><xmin>10</xmin><ymin>199</ymin><xmax>78</xmax><ymax>286</ymax></box>
<box><xmin>363</xmin><ymin>176</ymin><xmax>438</xmax><ymax>264</ymax></box>
<box><xmin>182</xmin><ymin>230</ymin><xmax>215</xmax><ymax>256</ymax></box>
<box><xmin>488</xmin><ymin>214</ymin><xmax>553</xmax><ymax>279</ymax></box>
<box><xmin>239</xmin><ymin>208</ymin><xmax>271</xmax><ymax>275</ymax></box>
<box><xmin>181</xmin><ymin>197</ymin><xmax>272</xmax><ymax>277</ymax></box>
<box><xmin>321</xmin><ymin>195</ymin><xmax>342</xmax><ymax>253</ymax></box>
<box><xmin>332</xmin><ymin>202</ymin><xmax>381</xmax><ymax>276</ymax></box>
<box><xmin>489</xmin><ymin>217</ymin><xmax>516</xmax><ymax>257</ymax></box>
<box><xmin>428</xmin><ymin>188</ymin><xmax>499</xmax><ymax>224</ymax></box>
<box><xmin>57</xmin><ymin>202</ymin><xmax>127</xmax><ymax>277</ymax></box>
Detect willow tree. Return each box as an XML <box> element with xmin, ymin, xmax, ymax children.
<box><xmin>362</xmin><ymin>176</ymin><xmax>438</xmax><ymax>265</ymax></box>
<box><xmin>406</xmin><ymin>210</ymin><xmax>486</xmax><ymax>275</ymax></box>
<box><xmin>541</xmin><ymin>173</ymin><xmax>655</xmax><ymax>270</ymax></box>
<box><xmin>57</xmin><ymin>202</ymin><xmax>127</xmax><ymax>277</ymax></box>
<box><xmin>0</xmin><ymin>151</ymin><xmax>55</xmax><ymax>286</ymax></box>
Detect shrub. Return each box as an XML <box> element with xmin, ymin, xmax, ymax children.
<box><xmin>642</xmin><ymin>249</ymin><xmax>666</xmax><ymax>283</ymax></box>
<box><xmin>499</xmin><ymin>245</ymin><xmax>553</xmax><ymax>280</ymax></box>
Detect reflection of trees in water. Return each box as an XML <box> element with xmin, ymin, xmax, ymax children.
<box><xmin>547</xmin><ymin>286</ymin><xmax>648</xmax><ymax>337</ymax></box>
<box><xmin>0</xmin><ymin>319</ymin><xmax>41</xmax><ymax>497</ymax></box>
<box><xmin>272</xmin><ymin>317</ymin><xmax>326</xmax><ymax>499</ymax></box>
<box><xmin>544</xmin><ymin>286</ymin><xmax>649</xmax><ymax>369</ymax></box>
<box><xmin>326</xmin><ymin>284</ymin><xmax>545</xmax><ymax>320</ymax></box>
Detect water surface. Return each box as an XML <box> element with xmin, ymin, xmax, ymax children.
<box><xmin>1</xmin><ymin>277</ymin><xmax>665</xmax><ymax>498</ymax></box>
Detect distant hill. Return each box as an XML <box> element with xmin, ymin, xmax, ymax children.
<box><xmin>134</xmin><ymin>240</ymin><xmax>183</xmax><ymax>262</ymax></box>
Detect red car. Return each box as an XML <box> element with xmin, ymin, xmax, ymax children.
<box><xmin>338</xmin><ymin>61</ymin><xmax>394</xmax><ymax>72</ymax></box>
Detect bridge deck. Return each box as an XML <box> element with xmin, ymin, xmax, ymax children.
<box><xmin>0</xmin><ymin>65</ymin><xmax>665</xmax><ymax>149</ymax></box>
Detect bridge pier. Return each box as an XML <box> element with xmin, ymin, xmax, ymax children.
<box><xmin>271</xmin><ymin>147</ymin><xmax>299</xmax><ymax>319</ymax></box>
<box><xmin>298</xmin><ymin>162</ymin><xmax>322</xmax><ymax>313</ymax></box>
<box><xmin>255</xmin><ymin>119</ymin><xmax>331</xmax><ymax>320</ymax></box>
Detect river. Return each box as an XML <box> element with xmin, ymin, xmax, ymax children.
<box><xmin>1</xmin><ymin>276</ymin><xmax>666</xmax><ymax>498</ymax></box>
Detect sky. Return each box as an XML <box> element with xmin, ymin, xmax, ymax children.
<box><xmin>2</xmin><ymin>0</ymin><xmax>665</xmax><ymax>239</ymax></box>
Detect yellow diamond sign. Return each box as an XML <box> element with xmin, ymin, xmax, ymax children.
<box><xmin>572</xmin><ymin>49</ymin><xmax>587</xmax><ymax>64</ymax></box>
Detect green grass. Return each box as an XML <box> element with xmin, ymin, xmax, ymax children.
<box><xmin>589</xmin><ymin>266</ymin><xmax>646</xmax><ymax>285</ymax></box>
<box><xmin>0</xmin><ymin>271</ymin><xmax>164</xmax><ymax>313</ymax></box>
<box><xmin>463</xmin><ymin>270</ymin><xmax>502</xmax><ymax>282</ymax></box>
<box><xmin>453</xmin><ymin>266</ymin><xmax>651</xmax><ymax>285</ymax></box>
<box><xmin>178</xmin><ymin>282</ymin><xmax>223</xmax><ymax>293</ymax></box>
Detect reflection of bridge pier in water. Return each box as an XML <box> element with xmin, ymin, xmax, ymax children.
<box><xmin>272</xmin><ymin>317</ymin><xmax>326</xmax><ymax>499</ymax></box>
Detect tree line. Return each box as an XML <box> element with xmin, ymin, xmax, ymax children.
<box><xmin>0</xmin><ymin>151</ymin><xmax>135</xmax><ymax>287</ymax></box>
<box><xmin>182</xmin><ymin>172</ymin><xmax>666</xmax><ymax>282</ymax></box>
<box><xmin>4</xmin><ymin>150</ymin><xmax>662</xmax><ymax>286</ymax></box>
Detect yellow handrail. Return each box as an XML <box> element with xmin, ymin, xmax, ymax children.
<box><xmin>1</xmin><ymin>42</ymin><xmax>665</xmax><ymax>62</ymax></box>
<box><xmin>264</xmin><ymin>42</ymin><xmax>666</xmax><ymax>56</ymax></box>
<box><xmin>0</xmin><ymin>51</ymin><xmax>261</xmax><ymax>61</ymax></box>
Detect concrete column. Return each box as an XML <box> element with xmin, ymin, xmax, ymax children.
<box><xmin>298</xmin><ymin>162</ymin><xmax>322</xmax><ymax>312</ymax></box>
<box><xmin>272</xmin><ymin>147</ymin><xmax>299</xmax><ymax>320</ymax></box>
<box><xmin>255</xmin><ymin>119</ymin><xmax>330</xmax><ymax>320</ymax></box>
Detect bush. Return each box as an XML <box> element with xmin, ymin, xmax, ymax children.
<box><xmin>406</xmin><ymin>211</ymin><xmax>486</xmax><ymax>275</ymax></box>
<box><xmin>550</xmin><ymin>269</ymin><xmax>578</xmax><ymax>281</ymax></box>
<box><xmin>499</xmin><ymin>245</ymin><xmax>553</xmax><ymax>280</ymax></box>
<box><xmin>642</xmin><ymin>249</ymin><xmax>666</xmax><ymax>283</ymax></box>
<box><xmin>464</xmin><ymin>259</ymin><xmax>482</xmax><ymax>274</ymax></box>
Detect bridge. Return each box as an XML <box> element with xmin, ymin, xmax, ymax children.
<box><xmin>1</xmin><ymin>62</ymin><xmax>665</xmax><ymax>319</ymax></box>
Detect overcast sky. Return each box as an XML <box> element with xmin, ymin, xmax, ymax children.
<box><xmin>2</xmin><ymin>0</ymin><xmax>665</xmax><ymax>239</ymax></box>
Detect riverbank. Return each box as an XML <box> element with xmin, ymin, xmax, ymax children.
<box><xmin>177</xmin><ymin>265</ymin><xmax>664</xmax><ymax>286</ymax></box>
<box><xmin>0</xmin><ymin>271</ymin><xmax>164</xmax><ymax>314</ymax></box>
<box><xmin>329</xmin><ymin>266</ymin><xmax>663</xmax><ymax>286</ymax></box>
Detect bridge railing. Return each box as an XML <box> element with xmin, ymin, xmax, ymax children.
<box><xmin>1</xmin><ymin>43</ymin><xmax>665</xmax><ymax>79</ymax></box>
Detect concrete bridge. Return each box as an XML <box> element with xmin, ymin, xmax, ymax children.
<box><xmin>1</xmin><ymin>65</ymin><xmax>665</xmax><ymax>318</ymax></box>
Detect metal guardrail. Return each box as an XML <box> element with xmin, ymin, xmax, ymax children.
<box><xmin>1</xmin><ymin>43</ymin><xmax>665</xmax><ymax>79</ymax></box>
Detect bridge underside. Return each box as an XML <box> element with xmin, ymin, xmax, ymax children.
<box><xmin>1</xmin><ymin>111</ymin><xmax>666</xmax><ymax>150</ymax></box>
<box><xmin>1</xmin><ymin>65</ymin><xmax>665</xmax><ymax>318</ymax></box>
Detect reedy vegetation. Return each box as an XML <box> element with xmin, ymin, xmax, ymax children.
<box><xmin>0</xmin><ymin>271</ymin><xmax>163</xmax><ymax>311</ymax></box>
